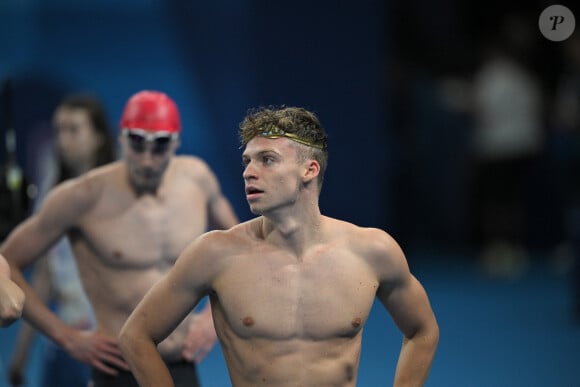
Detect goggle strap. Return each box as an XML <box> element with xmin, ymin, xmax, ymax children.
<box><xmin>260</xmin><ymin>126</ymin><xmax>325</xmax><ymax>150</ymax></box>
<box><xmin>122</xmin><ymin>129</ymin><xmax>178</xmax><ymax>141</ymax></box>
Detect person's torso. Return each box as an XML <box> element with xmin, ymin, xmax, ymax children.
<box><xmin>212</xmin><ymin>219</ymin><xmax>378</xmax><ymax>386</ymax></box>
<box><xmin>70</xmin><ymin>159</ymin><xmax>211</xmax><ymax>359</ymax></box>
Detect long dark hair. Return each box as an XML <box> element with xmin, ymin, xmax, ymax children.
<box><xmin>55</xmin><ymin>94</ymin><xmax>116</xmax><ymax>184</ymax></box>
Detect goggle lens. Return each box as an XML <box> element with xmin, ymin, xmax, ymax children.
<box><xmin>124</xmin><ymin>130</ymin><xmax>175</xmax><ymax>155</ymax></box>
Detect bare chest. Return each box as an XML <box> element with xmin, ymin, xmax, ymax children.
<box><xmin>214</xmin><ymin>249</ymin><xmax>379</xmax><ymax>340</ymax></box>
<box><xmin>77</xmin><ymin>191</ymin><xmax>208</xmax><ymax>268</ymax></box>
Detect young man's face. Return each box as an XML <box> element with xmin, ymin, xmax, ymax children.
<box><xmin>53</xmin><ymin>107</ymin><xmax>103</xmax><ymax>169</ymax></box>
<box><xmin>242</xmin><ymin>136</ymin><xmax>309</xmax><ymax>215</ymax></box>
<box><xmin>120</xmin><ymin>129</ymin><xmax>179</xmax><ymax>193</ymax></box>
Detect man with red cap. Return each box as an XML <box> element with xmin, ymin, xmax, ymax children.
<box><xmin>2</xmin><ymin>90</ymin><xmax>239</xmax><ymax>386</ymax></box>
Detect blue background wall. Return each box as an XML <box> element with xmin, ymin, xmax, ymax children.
<box><xmin>0</xmin><ymin>0</ymin><xmax>390</xmax><ymax>229</ymax></box>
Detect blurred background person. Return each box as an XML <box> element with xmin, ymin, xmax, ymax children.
<box><xmin>7</xmin><ymin>94</ymin><xmax>116</xmax><ymax>386</ymax></box>
<box><xmin>469</xmin><ymin>13</ymin><xmax>545</xmax><ymax>278</ymax></box>
<box><xmin>2</xmin><ymin>90</ymin><xmax>239</xmax><ymax>386</ymax></box>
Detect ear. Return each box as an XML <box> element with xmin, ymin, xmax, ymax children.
<box><xmin>302</xmin><ymin>159</ymin><xmax>320</xmax><ymax>184</ymax></box>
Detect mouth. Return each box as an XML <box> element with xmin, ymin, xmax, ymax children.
<box><xmin>136</xmin><ymin>168</ymin><xmax>159</xmax><ymax>180</ymax></box>
<box><xmin>245</xmin><ymin>186</ymin><xmax>264</xmax><ymax>199</ymax></box>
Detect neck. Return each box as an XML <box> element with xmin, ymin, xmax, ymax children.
<box><xmin>260</xmin><ymin>198</ymin><xmax>323</xmax><ymax>257</ymax></box>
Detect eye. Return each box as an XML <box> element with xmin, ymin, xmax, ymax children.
<box><xmin>152</xmin><ymin>137</ymin><xmax>172</xmax><ymax>155</ymax></box>
<box><xmin>262</xmin><ymin>156</ymin><xmax>274</xmax><ymax>165</ymax></box>
<box><xmin>127</xmin><ymin>133</ymin><xmax>146</xmax><ymax>153</ymax></box>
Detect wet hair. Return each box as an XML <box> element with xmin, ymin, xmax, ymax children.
<box><xmin>55</xmin><ymin>94</ymin><xmax>116</xmax><ymax>184</ymax></box>
<box><xmin>238</xmin><ymin>106</ymin><xmax>329</xmax><ymax>190</ymax></box>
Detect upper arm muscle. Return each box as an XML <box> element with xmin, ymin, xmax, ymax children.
<box><xmin>127</xmin><ymin>232</ymin><xmax>222</xmax><ymax>343</ymax></box>
<box><xmin>1</xmin><ymin>179</ymin><xmax>94</xmax><ymax>268</ymax></box>
<box><xmin>365</xmin><ymin>229</ymin><xmax>435</xmax><ymax>338</ymax></box>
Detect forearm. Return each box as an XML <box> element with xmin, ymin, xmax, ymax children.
<box><xmin>120</xmin><ymin>332</ymin><xmax>174</xmax><ymax>387</ymax></box>
<box><xmin>393</xmin><ymin>329</ymin><xmax>439</xmax><ymax>387</ymax></box>
<box><xmin>8</xmin><ymin>264</ymin><xmax>72</xmax><ymax>346</ymax></box>
<box><xmin>11</xmin><ymin>258</ymin><xmax>53</xmax><ymax>364</ymax></box>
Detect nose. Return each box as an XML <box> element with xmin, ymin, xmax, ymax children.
<box><xmin>242</xmin><ymin>161</ymin><xmax>257</xmax><ymax>181</ymax></box>
<box><xmin>136</xmin><ymin>149</ymin><xmax>155</xmax><ymax>167</ymax></box>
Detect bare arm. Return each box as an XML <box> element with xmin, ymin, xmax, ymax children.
<box><xmin>177</xmin><ymin>159</ymin><xmax>235</xmax><ymax>362</ymax></box>
<box><xmin>208</xmin><ymin>194</ymin><xmax>239</xmax><ymax>230</ymax></box>
<box><xmin>199</xmin><ymin>161</ymin><xmax>239</xmax><ymax>230</ymax></box>
<box><xmin>0</xmin><ymin>254</ymin><xmax>25</xmax><ymax>327</ymax></box>
<box><xmin>1</xmin><ymin>178</ymin><xmax>127</xmax><ymax>374</ymax></box>
<box><xmin>370</xmin><ymin>230</ymin><xmax>439</xmax><ymax>387</ymax></box>
<box><xmin>385</xmin><ymin>275</ymin><xmax>439</xmax><ymax>386</ymax></box>
<box><xmin>1</xmin><ymin>180</ymin><xmax>88</xmax><ymax>341</ymax></box>
<box><xmin>120</xmin><ymin>231</ymin><xmax>221</xmax><ymax>387</ymax></box>
<box><xmin>181</xmin><ymin>299</ymin><xmax>217</xmax><ymax>363</ymax></box>
<box><xmin>8</xmin><ymin>256</ymin><xmax>51</xmax><ymax>385</ymax></box>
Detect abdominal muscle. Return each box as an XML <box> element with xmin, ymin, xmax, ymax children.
<box><xmin>79</xmin><ymin>254</ymin><xmax>191</xmax><ymax>362</ymax></box>
<box><xmin>221</xmin><ymin>332</ymin><xmax>362</xmax><ymax>387</ymax></box>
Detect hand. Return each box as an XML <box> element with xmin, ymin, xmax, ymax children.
<box><xmin>181</xmin><ymin>311</ymin><xmax>218</xmax><ymax>363</ymax></box>
<box><xmin>0</xmin><ymin>278</ymin><xmax>25</xmax><ymax>327</ymax></box>
<box><xmin>62</xmin><ymin>328</ymin><xmax>130</xmax><ymax>375</ymax></box>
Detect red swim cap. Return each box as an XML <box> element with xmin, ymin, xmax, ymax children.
<box><xmin>119</xmin><ymin>90</ymin><xmax>181</xmax><ymax>133</ymax></box>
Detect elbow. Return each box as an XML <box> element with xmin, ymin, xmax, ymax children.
<box><xmin>425</xmin><ymin>319</ymin><xmax>440</xmax><ymax>355</ymax></box>
<box><xmin>424</xmin><ymin>317</ymin><xmax>440</xmax><ymax>349</ymax></box>
<box><xmin>118</xmin><ymin>318</ymin><xmax>149</xmax><ymax>360</ymax></box>
<box><xmin>118</xmin><ymin>318</ymin><xmax>141</xmax><ymax>361</ymax></box>
<box><xmin>430</xmin><ymin>322</ymin><xmax>440</xmax><ymax>352</ymax></box>
<box><xmin>118</xmin><ymin>322</ymin><xmax>134</xmax><ymax>356</ymax></box>
<box><xmin>406</xmin><ymin>318</ymin><xmax>440</xmax><ymax>352</ymax></box>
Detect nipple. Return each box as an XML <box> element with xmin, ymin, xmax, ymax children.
<box><xmin>351</xmin><ymin>317</ymin><xmax>362</xmax><ymax>328</ymax></box>
<box><xmin>242</xmin><ymin>316</ymin><xmax>255</xmax><ymax>326</ymax></box>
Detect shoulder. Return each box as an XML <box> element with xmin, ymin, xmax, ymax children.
<box><xmin>189</xmin><ymin>219</ymin><xmax>257</xmax><ymax>256</ymax></box>
<box><xmin>355</xmin><ymin>227</ymin><xmax>403</xmax><ymax>260</ymax></box>
<box><xmin>172</xmin><ymin>156</ymin><xmax>219</xmax><ymax>185</ymax></box>
<box><xmin>327</xmin><ymin>218</ymin><xmax>397</xmax><ymax>252</ymax></box>
<box><xmin>327</xmin><ymin>218</ymin><xmax>409</xmax><ymax>280</ymax></box>
<box><xmin>181</xmin><ymin>219</ymin><xmax>257</xmax><ymax>258</ymax></box>
<box><xmin>173</xmin><ymin>155</ymin><xmax>214</xmax><ymax>176</ymax></box>
<box><xmin>175</xmin><ymin>219</ymin><xmax>258</xmax><ymax>278</ymax></box>
<box><xmin>172</xmin><ymin>156</ymin><xmax>226</xmax><ymax>199</ymax></box>
<box><xmin>39</xmin><ymin>163</ymin><xmax>119</xmax><ymax>216</ymax></box>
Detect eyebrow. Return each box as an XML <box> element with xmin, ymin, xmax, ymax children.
<box><xmin>242</xmin><ymin>149</ymin><xmax>280</xmax><ymax>159</ymax></box>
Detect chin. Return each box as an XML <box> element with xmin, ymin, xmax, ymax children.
<box><xmin>248</xmin><ymin>206</ymin><xmax>263</xmax><ymax>215</ymax></box>
<box><xmin>247</xmin><ymin>202</ymin><xmax>265</xmax><ymax>215</ymax></box>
